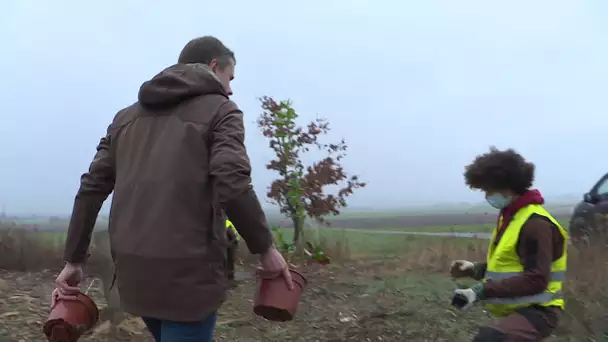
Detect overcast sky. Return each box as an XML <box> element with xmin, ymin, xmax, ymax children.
<box><xmin>1</xmin><ymin>0</ymin><xmax>607</xmax><ymax>215</ymax></box>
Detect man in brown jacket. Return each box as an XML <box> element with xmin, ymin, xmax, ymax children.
<box><xmin>53</xmin><ymin>36</ymin><xmax>293</xmax><ymax>342</ymax></box>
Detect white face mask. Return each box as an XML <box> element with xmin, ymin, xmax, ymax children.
<box><xmin>485</xmin><ymin>193</ymin><xmax>513</xmax><ymax>209</ymax></box>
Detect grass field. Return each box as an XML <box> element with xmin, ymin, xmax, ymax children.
<box><xmin>25</xmin><ymin>224</ymin><xmax>487</xmax><ymax>259</ymax></box>
<box><xmin>6</xmin><ymin>207</ymin><xmax>572</xmax><ymax>232</ymax></box>
<box><xmin>20</xmin><ymin>219</ymin><xmax>571</xmax><ymax>245</ymax></box>
<box><xmin>382</xmin><ymin>223</ymin><xmax>494</xmax><ymax>233</ymax></box>
<box><xmin>381</xmin><ymin>219</ymin><xmax>570</xmax><ymax>233</ymax></box>
<box><xmin>0</xmin><ymin>213</ymin><xmax>605</xmax><ymax>341</ymax></box>
<box><xmin>9</xmin><ymin>226</ymin><xmax>482</xmax><ymax>262</ymax></box>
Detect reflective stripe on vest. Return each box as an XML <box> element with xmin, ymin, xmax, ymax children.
<box><xmin>487</xmin><ymin>291</ymin><xmax>564</xmax><ymax>305</ymax></box>
<box><xmin>484</xmin><ymin>270</ymin><xmax>566</xmax><ymax>305</ymax></box>
<box><xmin>485</xmin><ymin>270</ymin><xmax>566</xmax><ymax>282</ymax></box>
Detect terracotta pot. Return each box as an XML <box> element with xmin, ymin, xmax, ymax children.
<box><xmin>253</xmin><ymin>268</ymin><xmax>307</xmax><ymax>322</ymax></box>
<box><xmin>43</xmin><ymin>292</ymin><xmax>99</xmax><ymax>342</ymax></box>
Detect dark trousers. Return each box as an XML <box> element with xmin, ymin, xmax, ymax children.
<box><xmin>142</xmin><ymin>313</ymin><xmax>217</xmax><ymax>342</ymax></box>
<box><xmin>226</xmin><ymin>240</ymin><xmax>237</xmax><ymax>280</ymax></box>
<box><xmin>473</xmin><ymin>306</ymin><xmax>560</xmax><ymax>342</ymax></box>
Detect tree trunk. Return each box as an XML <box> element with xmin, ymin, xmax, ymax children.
<box><xmin>292</xmin><ymin>216</ymin><xmax>305</xmax><ymax>251</ymax></box>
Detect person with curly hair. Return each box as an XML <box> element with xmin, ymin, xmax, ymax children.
<box><xmin>450</xmin><ymin>147</ymin><xmax>568</xmax><ymax>342</ymax></box>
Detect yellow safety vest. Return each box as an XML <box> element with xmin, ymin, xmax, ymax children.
<box><xmin>226</xmin><ymin>219</ymin><xmax>240</xmax><ymax>241</ymax></box>
<box><xmin>484</xmin><ymin>204</ymin><xmax>567</xmax><ymax>317</ymax></box>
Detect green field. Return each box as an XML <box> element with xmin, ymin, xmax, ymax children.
<box><xmin>273</xmin><ymin>227</ymin><xmax>486</xmax><ymax>257</ymax></box>
<box><xmin>383</xmin><ymin>221</ymin><xmax>568</xmax><ymax>233</ymax></box>
<box><xmin>8</xmin><ymin>217</ymin><xmax>571</xmax><ymax>254</ymax></box>
<box><xmin>18</xmin><ymin>225</ymin><xmax>484</xmax><ymax>257</ymax></box>
<box><xmin>376</xmin><ymin>224</ymin><xmax>494</xmax><ymax>233</ymax></box>
<box><xmin>33</xmin><ymin>231</ymin><xmax>67</xmax><ymax>246</ymax></box>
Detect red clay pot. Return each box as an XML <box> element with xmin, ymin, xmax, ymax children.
<box><xmin>43</xmin><ymin>292</ymin><xmax>99</xmax><ymax>342</ymax></box>
<box><xmin>253</xmin><ymin>268</ymin><xmax>307</xmax><ymax>322</ymax></box>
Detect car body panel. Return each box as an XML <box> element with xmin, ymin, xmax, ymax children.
<box><xmin>569</xmin><ymin>172</ymin><xmax>608</xmax><ymax>238</ymax></box>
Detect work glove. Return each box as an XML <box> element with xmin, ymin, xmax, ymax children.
<box><xmin>451</xmin><ymin>283</ymin><xmax>485</xmax><ymax>310</ymax></box>
<box><xmin>449</xmin><ymin>260</ymin><xmax>475</xmax><ymax>278</ymax></box>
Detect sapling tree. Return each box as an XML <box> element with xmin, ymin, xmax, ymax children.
<box><xmin>258</xmin><ymin>96</ymin><xmax>365</xmax><ymax>249</ymax></box>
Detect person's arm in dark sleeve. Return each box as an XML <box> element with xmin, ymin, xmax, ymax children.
<box><xmin>64</xmin><ymin>127</ymin><xmax>115</xmax><ymax>264</ymax></box>
<box><xmin>209</xmin><ymin>101</ymin><xmax>273</xmax><ymax>255</ymax></box>
<box><xmin>482</xmin><ymin>217</ymin><xmax>555</xmax><ymax>298</ymax></box>
<box><xmin>470</xmin><ymin>262</ymin><xmax>487</xmax><ymax>281</ymax></box>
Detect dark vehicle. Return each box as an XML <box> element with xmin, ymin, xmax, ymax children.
<box><xmin>569</xmin><ymin>172</ymin><xmax>608</xmax><ymax>240</ymax></box>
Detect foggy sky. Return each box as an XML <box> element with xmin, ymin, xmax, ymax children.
<box><xmin>1</xmin><ymin>0</ymin><xmax>607</xmax><ymax>215</ymax></box>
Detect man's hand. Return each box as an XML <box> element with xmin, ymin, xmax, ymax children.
<box><xmin>259</xmin><ymin>246</ymin><xmax>294</xmax><ymax>290</ymax></box>
<box><xmin>449</xmin><ymin>260</ymin><xmax>475</xmax><ymax>278</ymax></box>
<box><xmin>52</xmin><ymin>263</ymin><xmax>84</xmax><ymax>307</ymax></box>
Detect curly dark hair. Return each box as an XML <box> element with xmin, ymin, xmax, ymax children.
<box><xmin>464</xmin><ymin>147</ymin><xmax>535</xmax><ymax>195</ymax></box>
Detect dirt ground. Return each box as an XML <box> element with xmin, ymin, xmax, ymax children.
<box><xmin>0</xmin><ymin>259</ymin><xmax>496</xmax><ymax>342</ymax></box>
<box><xmin>0</xmin><ymin>257</ymin><xmax>594</xmax><ymax>341</ymax></box>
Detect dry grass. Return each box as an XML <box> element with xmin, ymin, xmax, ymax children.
<box><xmin>1</xmin><ymin>220</ymin><xmax>607</xmax><ymax>340</ymax></box>
<box><xmin>0</xmin><ymin>222</ymin><xmax>63</xmax><ymax>271</ymax></box>
<box><xmin>390</xmin><ymin>231</ymin><xmax>608</xmax><ymax>340</ymax></box>
<box><xmin>298</xmin><ymin>225</ymin><xmax>608</xmax><ymax>340</ymax></box>
<box><xmin>560</xmin><ymin>238</ymin><xmax>608</xmax><ymax>338</ymax></box>
<box><xmin>0</xmin><ymin>222</ymin><xmax>111</xmax><ymax>272</ymax></box>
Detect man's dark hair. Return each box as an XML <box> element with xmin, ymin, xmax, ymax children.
<box><xmin>178</xmin><ymin>36</ymin><xmax>236</xmax><ymax>70</ymax></box>
<box><xmin>464</xmin><ymin>147</ymin><xmax>535</xmax><ymax>195</ymax></box>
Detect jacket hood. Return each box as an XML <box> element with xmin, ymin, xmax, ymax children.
<box><xmin>138</xmin><ymin>63</ymin><xmax>228</xmax><ymax>109</ymax></box>
<box><xmin>496</xmin><ymin>189</ymin><xmax>545</xmax><ymax>233</ymax></box>
<box><xmin>506</xmin><ymin>189</ymin><xmax>545</xmax><ymax>212</ymax></box>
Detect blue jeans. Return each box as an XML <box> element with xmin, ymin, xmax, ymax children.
<box><xmin>142</xmin><ymin>313</ymin><xmax>217</xmax><ymax>342</ymax></box>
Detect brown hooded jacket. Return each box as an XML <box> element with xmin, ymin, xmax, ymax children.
<box><xmin>64</xmin><ymin>63</ymin><xmax>273</xmax><ymax>321</ymax></box>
